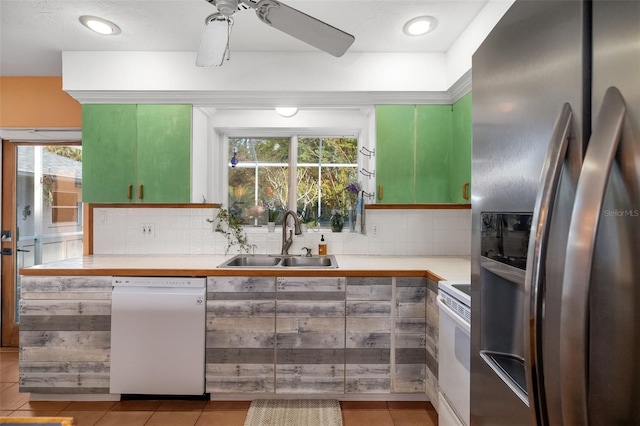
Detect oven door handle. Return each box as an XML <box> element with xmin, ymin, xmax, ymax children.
<box><xmin>523</xmin><ymin>102</ymin><xmax>573</xmax><ymax>425</ymax></box>
<box><xmin>437</xmin><ymin>295</ymin><xmax>470</xmax><ymax>334</ymax></box>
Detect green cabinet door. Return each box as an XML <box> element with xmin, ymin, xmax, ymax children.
<box><xmin>136</xmin><ymin>105</ymin><xmax>191</xmax><ymax>203</ymax></box>
<box><xmin>450</xmin><ymin>93</ymin><xmax>472</xmax><ymax>203</ymax></box>
<box><xmin>82</xmin><ymin>104</ymin><xmax>137</xmax><ymax>203</ymax></box>
<box><xmin>82</xmin><ymin>104</ymin><xmax>192</xmax><ymax>203</ymax></box>
<box><xmin>415</xmin><ymin>105</ymin><xmax>453</xmax><ymax>203</ymax></box>
<box><xmin>375</xmin><ymin>105</ymin><xmax>416</xmax><ymax>203</ymax></box>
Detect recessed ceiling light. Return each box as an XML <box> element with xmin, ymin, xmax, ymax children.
<box><xmin>403</xmin><ymin>16</ymin><xmax>438</xmax><ymax>36</ymax></box>
<box><xmin>275</xmin><ymin>107</ymin><xmax>298</xmax><ymax>118</ymax></box>
<box><xmin>79</xmin><ymin>15</ymin><xmax>121</xmax><ymax>35</ymax></box>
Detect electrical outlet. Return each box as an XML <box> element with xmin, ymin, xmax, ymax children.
<box><xmin>141</xmin><ymin>223</ymin><xmax>155</xmax><ymax>237</ymax></box>
<box><xmin>372</xmin><ymin>224</ymin><xmax>380</xmax><ymax>238</ymax></box>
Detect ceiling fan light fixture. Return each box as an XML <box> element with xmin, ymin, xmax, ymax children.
<box><xmin>196</xmin><ymin>13</ymin><xmax>233</xmax><ymax>67</ymax></box>
<box><xmin>275</xmin><ymin>107</ymin><xmax>298</xmax><ymax>117</ymax></box>
<box><xmin>403</xmin><ymin>16</ymin><xmax>438</xmax><ymax>36</ymax></box>
<box><xmin>79</xmin><ymin>15</ymin><xmax>121</xmax><ymax>35</ymax></box>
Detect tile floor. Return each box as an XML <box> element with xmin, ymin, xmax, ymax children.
<box><xmin>1</xmin><ymin>348</ymin><xmax>438</xmax><ymax>425</ymax></box>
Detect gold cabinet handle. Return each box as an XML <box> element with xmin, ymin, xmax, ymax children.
<box><xmin>463</xmin><ymin>182</ymin><xmax>470</xmax><ymax>200</ymax></box>
<box><xmin>378</xmin><ymin>184</ymin><xmax>383</xmax><ymax>200</ymax></box>
<box><xmin>127</xmin><ymin>184</ymin><xmax>133</xmax><ymax>200</ymax></box>
<box><xmin>138</xmin><ymin>184</ymin><xmax>143</xmax><ymax>200</ymax></box>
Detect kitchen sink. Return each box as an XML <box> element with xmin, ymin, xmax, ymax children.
<box><xmin>218</xmin><ymin>254</ymin><xmax>338</xmax><ymax>269</ymax></box>
<box><xmin>223</xmin><ymin>255</ymin><xmax>282</xmax><ymax>267</ymax></box>
<box><xmin>279</xmin><ymin>256</ymin><xmax>335</xmax><ymax>267</ymax></box>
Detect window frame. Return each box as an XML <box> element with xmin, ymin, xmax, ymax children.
<box><xmin>223</xmin><ymin>132</ymin><xmax>361</xmax><ymax>226</ymax></box>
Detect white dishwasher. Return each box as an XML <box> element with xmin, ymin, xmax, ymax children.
<box><xmin>110</xmin><ymin>277</ymin><xmax>206</xmax><ymax>396</ymax></box>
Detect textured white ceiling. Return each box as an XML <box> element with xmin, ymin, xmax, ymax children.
<box><xmin>0</xmin><ymin>0</ymin><xmax>489</xmax><ymax>76</ymax></box>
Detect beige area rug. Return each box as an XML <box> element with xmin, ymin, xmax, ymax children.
<box><xmin>244</xmin><ymin>399</ymin><xmax>343</xmax><ymax>426</ymax></box>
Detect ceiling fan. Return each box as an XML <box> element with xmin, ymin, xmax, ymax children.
<box><xmin>196</xmin><ymin>0</ymin><xmax>355</xmax><ymax>66</ymax></box>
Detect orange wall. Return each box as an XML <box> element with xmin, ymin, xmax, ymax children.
<box><xmin>0</xmin><ymin>77</ymin><xmax>82</xmax><ymax>127</ymax></box>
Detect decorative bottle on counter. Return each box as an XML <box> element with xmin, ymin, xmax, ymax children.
<box><xmin>318</xmin><ymin>235</ymin><xmax>327</xmax><ymax>255</ymax></box>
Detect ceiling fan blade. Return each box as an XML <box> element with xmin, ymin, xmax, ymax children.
<box><xmin>254</xmin><ymin>0</ymin><xmax>355</xmax><ymax>57</ymax></box>
<box><xmin>196</xmin><ymin>14</ymin><xmax>233</xmax><ymax>67</ymax></box>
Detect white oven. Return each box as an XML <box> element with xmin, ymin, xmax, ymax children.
<box><xmin>438</xmin><ymin>280</ymin><xmax>471</xmax><ymax>426</ymax></box>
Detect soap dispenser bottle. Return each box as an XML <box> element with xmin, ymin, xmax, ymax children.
<box><xmin>318</xmin><ymin>235</ymin><xmax>327</xmax><ymax>255</ymax></box>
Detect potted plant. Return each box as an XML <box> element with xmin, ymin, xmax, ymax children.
<box><xmin>267</xmin><ymin>207</ymin><xmax>279</xmax><ymax>232</ymax></box>
<box><xmin>297</xmin><ymin>208</ymin><xmax>315</xmax><ymax>233</ymax></box>
<box><xmin>330</xmin><ymin>209</ymin><xmax>344</xmax><ymax>232</ymax></box>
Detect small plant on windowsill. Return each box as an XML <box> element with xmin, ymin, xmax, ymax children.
<box><xmin>297</xmin><ymin>208</ymin><xmax>316</xmax><ymax>232</ymax></box>
<box><xmin>268</xmin><ymin>208</ymin><xmax>280</xmax><ymax>223</ymax></box>
<box><xmin>207</xmin><ymin>207</ymin><xmax>255</xmax><ymax>254</ymax></box>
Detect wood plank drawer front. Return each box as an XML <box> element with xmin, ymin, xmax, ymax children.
<box><xmin>19</xmin><ymin>276</ymin><xmax>112</xmax><ymax>394</ymax></box>
<box><xmin>275</xmin><ymin>294</ymin><xmax>345</xmax><ymax>394</ymax></box>
<box><xmin>206</xmin><ymin>276</ymin><xmax>276</xmax><ymax>394</ymax></box>
<box><xmin>346</xmin><ymin>277</ymin><xmax>392</xmax><ymax>394</ymax></box>
<box><xmin>394</xmin><ymin>277</ymin><xmax>427</xmax><ymax>393</ymax></box>
<box><xmin>207</xmin><ymin>276</ymin><xmax>276</xmax><ymax>300</ymax></box>
<box><xmin>21</xmin><ymin>276</ymin><xmax>112</xmax><ymax>300</ymax></box>
<box><xmin>276</xmin><ymin>277</ymin><xmax>345</xmax><ymax>300</ymax></box>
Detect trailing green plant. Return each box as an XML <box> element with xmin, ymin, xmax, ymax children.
<box><xmin>207</xmin><ymin>207</ymin><xmax>255</xmax><ymax>254</ymax></box>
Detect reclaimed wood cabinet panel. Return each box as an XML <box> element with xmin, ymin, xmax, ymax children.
<box><xmin>19</xmin><ymin>276</ymin><xmax>112</xmax><ymax>394</ymax></box>
<box><xmin>345</xmin><ymin>277</ymin><xmax>392</xmax><ymax>394</ymax></box>
<box><xmin>425</xmin><ymin>278</ymin><xmax>440</xmax><ymax>405</ymax></box>
<box><xmin>205</xmin><ymin>276</ymin><xmax>276</xmax><ymax>394</ymax></box>
<box><xmin>275</xmin><ymin>276</ymin><xmax>345</xmax><ymax>394</ymax></box>
<box><xmin>394</xmin><ymin>277</ymin><xmax>427</xmax><ymax>393</ymax></box>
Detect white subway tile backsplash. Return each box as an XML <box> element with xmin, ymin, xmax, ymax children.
<box><xmin>92</xmin><ymin>207</ymin><xmax>471</xmax><ymax>256</ymax></box>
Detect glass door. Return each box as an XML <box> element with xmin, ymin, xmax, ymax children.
<box><xmin>1</xmin><ymin>142</ymin><xmax>83</xmax><ymax>347</ymax></box>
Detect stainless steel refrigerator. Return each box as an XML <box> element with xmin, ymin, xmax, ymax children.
<box><xmin>471</xmin><ymin>0</ymin><xmax>640</xmax><ymax>425</ymax></box>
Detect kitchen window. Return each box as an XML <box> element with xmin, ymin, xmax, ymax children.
<box><xmin>227</xmin><ymin>136</ymin><xmax>358</xmax><ymax>227</ymax></box>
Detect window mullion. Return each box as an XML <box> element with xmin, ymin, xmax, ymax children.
<box><xmin>288</xmin><ymin>135</ymin><xmax>298</xmax><ymax>212</ymax></box>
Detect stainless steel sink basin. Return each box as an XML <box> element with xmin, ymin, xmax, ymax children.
<box><xmin>218</xmin><ymin>254</ymin><xmax>338</xmax><ymax>269</ymax></box>
<box><xmin>221</xmin><ymin>255</ymin><xmax>282</xmax><ymax>267</ymax></box>
<box><xmin>280</xmin><ymin>256</ymin><xmax>335</xmax><ymax>267</ymax></box>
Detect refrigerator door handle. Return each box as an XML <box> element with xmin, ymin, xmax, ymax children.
<box><xmin>560</xmin><ymin>87</ymin><xmax>626</xmax><ymax>425</ymax></box>
<box><xmin>523</xmin><ymin>102</ymin><xmax>573</xmax><ymax>426</ymax></box>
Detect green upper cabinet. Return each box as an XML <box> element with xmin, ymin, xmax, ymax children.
<box><xmin>82</xmin><ymin>104</ymin><xmax>192</xmax><ymax>203</ymax></box>
<box><xmin>450</xmin><ymin>93</ymin><xmax>472</xmax><ymax>203</ymax></box>
<box><xmin>415</xmin><ymin>105</ymin><xmax>453</xmax><ymax>203</ymax></box>
<box><xmin>82</xmin><ymin>105</ymin><xmax>137</xmax><ymax>203</ymax></box>
<box><xmin>135</xmin><ymin>105</ymin><xmax>192</xmax><ymax>203</ymax></box>
<box><xmin>375</xmin><ymin>99</ymin><xmax>472</xmax><ymax>204</ymax></box>
<box><xmin>375</xmin><ymin>105</ymin><xmax>416</xmax><ymax>203</ymax></box>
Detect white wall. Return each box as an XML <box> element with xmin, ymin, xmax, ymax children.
<box><xmin>63</xmin><ymin>51</ymin><xmax>449</xmax><ymax>98</ymax></box>
<box><xmin>93</xmin><ymin>207</ymin><xmax>471</xmax><ymax>257</ymax></box>
<box><xmin>446</xmin><ymin>0</ymin><xmax>515</xmax><ymax>86</ymax></box>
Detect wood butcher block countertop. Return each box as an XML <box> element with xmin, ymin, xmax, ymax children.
<box><xmin>20</xmin><ymin>254</ymin><xmax>470</xmax><ymax>283</ymax></box>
